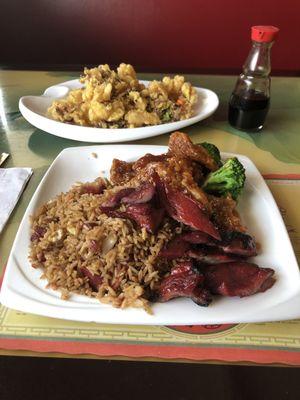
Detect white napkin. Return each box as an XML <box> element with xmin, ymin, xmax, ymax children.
<box><xmin>0</xmin><ymin>168</ymin><xmax>33</xmax><ymax>233</ymax></box>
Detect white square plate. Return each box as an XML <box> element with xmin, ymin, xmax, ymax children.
<box><xmin>19</xmin><ymin>79</ymin><xmax>219</xmax><ymax>143</ymax></box>
<box><xmin>1</xmin><ymin>145</ymin><xmax>300</xmax><ymax>325</ymax></box>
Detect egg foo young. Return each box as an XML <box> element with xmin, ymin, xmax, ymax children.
<box><xmin>47</xmin><ymin>63</ymin><xmax>198</xmax><ymax>128</ymax></box>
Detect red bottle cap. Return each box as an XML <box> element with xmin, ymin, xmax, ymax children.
<box><xmin>251</xmin><ymin>26</ymin><xmax>279</xmax><ymax>42</ymax></box>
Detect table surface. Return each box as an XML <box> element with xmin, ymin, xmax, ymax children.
<box><xmin>0</xmin><ymin>71</ymin><xmax>300</xmax><ymax>374</ymax></box>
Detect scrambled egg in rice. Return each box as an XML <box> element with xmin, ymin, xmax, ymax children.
<box><xmin>47</xmin><ymin>63</ymin><xmax>198</xmax><ymax>128</ymax></box>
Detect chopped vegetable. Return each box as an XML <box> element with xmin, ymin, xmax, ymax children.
<box><xmin>202</xmin><ymin>157</ymin><xmax>246</xmax><ymax>200</ymax></box>
<box><xmin>101</xmin><ymin>233</ymin><xmax>118</xmax><ymax>255</ymax></box>
<box><xmin>199</xmin><ymin>142</ymin><xmax>222</xmax><ymax>168</ymax></box>
<box><xmin>176</xmin><ymin>98</ymin><xmax>185</xmax><ymax>106</ymax></box>
<box><xmin>161</xmin><ymin>108</ymin><xmax>173</xmax><ymax>122</ymax></box>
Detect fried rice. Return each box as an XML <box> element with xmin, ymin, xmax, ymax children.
<box><xmin>29</xmin><ymin>182</ymin><xmax>180</xmax><ymax>313</ymax></box>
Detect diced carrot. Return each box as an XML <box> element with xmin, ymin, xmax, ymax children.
<box><xmin>176</xmin><ymin>98</ymin><xmax>185</xmax><ymax>106</ymax></box>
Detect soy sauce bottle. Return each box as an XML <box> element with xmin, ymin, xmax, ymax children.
<box><xmin>228</xmin><ymin>25</ymin><xmax>279</xmax><ymax>132</ymax></box>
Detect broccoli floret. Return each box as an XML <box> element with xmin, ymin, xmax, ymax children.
<box><xmin>202</xmin><ymin>157</ymin><xmax>246</xmax><ymax>200</ymax></box>
<box><xmin>199</xmin><ymin>142</ymin><xmax>222</xmax><ymax>168</ymax></box>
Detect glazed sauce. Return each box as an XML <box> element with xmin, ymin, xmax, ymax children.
<box><xmin>228</xmin><ymin>90</ymin><xmax>270</xmax><ymax>132</ymax></box>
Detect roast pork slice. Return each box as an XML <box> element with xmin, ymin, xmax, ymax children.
<box><xmin>158</xmin><ymin>260</ymin><xmax>212</xmax><ymax>306</ymax></box>
<box><xmin>156</xmin><ymin>179</ymin><xmax>221</xmax><ymax>240</ymax></box>
<box><xmin>204</xmin><ymin>262</ymin><xmax>275</xmax><ymax>297</ymax></box>
<box><xmin>188</xmin><ymin>248</ymin><xmax>239</xmax><ymax>264</ymax></box>
<box><xmin>159</xmin><ymin>236</ymin><xmax>191</xmax><ymax>259</ymax></box>
<box><xmin>121</xmin><ymin>183</ymin><xmax>156</xmax><ymax>204</ymax></box>
<box><xmin>219</xmin><ymin>231</ymin><xmax>257</xmax><ymax>257</ymax></box>
<box><xmin>101</xmin><ymin>188</ymin><xmax>135</xmax><ymax>209</ymax></box>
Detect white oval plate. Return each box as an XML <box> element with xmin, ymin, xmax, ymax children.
<box><xmin>19</xmin><ymin>79</ymin><xmax>219</xmax><ymax>143</ymax></box>
<box><xmin>1</xmin><ymin>145</ymin><xmax>300</xmax><ymax>325</ymax></box>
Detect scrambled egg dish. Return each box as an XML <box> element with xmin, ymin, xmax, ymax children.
<box><xmin>47</xmin><ymin>63</ymin><xmax>198</xmax><ymax>128</ymax></box>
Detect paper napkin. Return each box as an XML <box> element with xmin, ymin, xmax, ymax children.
<box><xmin>0</xmin><ymin>168</ymin><xmax>33</xmax><ymax>233</ymax></box>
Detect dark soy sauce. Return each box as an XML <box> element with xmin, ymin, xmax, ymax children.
<box><xmin>228</xmin><ymin>90</ymin><xmax>270</xmax><ymax>132</ymax></box>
